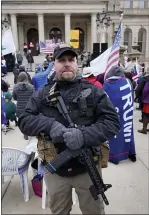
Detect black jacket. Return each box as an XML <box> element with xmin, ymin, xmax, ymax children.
<box><xmin>19</xmin><ymin>78</ymin><xmax>119</xmax><ymax>140</ymax></box>
<box><xmin>135</xmin><ymin>75</ymin><xmax>149</xmax><ymax>99</ymax></box>
<box><xmin>1</xmin><ymin>79</ymin><xmax>9</xmax><ymax>92</ymax></box>
<box><xmin>18</xmin><ymin>78</ymin><xmax>120</xmax><ymax>176</ymax></box>
<box><xmin>13</xmin><ymin>82</ymin><xmax>34</xmax><ymax>117</ymax></box>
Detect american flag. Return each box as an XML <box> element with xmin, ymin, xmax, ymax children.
<box><xmin>39</xmin><ymin>41</ymin><xmax>55</xmax><ymax>54</ymax></box>
<box><xmin>104</xmin><ymin>22</ymin><xmax>122</xmax><ymax>79</ymax></box>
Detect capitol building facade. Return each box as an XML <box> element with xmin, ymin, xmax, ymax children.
<box><xmin>2</xmin><ymin>0</ymin><xmax>149</xmax><ymax>62</ymax></box>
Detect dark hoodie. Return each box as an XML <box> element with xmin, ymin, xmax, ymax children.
<box><xmin>135</xmin><ymin>74</ymin><xmax>149</xmax><ymax>101</ymax></box>
<box><xmin>19</xmin><ymin>66</ymin><xmax>32</xmax><ymax>84</ymax></box>
<box><xmin>12</xmin><ymin>82</ymin><xmax>34</xmax><ymax>117</ymax></box>
<box><xmin>105</xmin><ymin>66</ymin><xmax>125</xmax><ymax>80</ymax></box>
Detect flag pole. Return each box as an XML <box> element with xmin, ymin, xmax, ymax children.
<box><xmin>120</xmin><ymin>12</ymin><xmax>123</xmax><ymax>44</ymax></box>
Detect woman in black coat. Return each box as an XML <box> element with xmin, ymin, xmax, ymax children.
<box><xmin>26</xmin><ymin>50</ymin><xmax>34</xmax><ymax>71</ymax></box>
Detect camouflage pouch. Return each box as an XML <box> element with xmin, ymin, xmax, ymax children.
<box><xmin>100</xmin><ymin>142</ymin><xmax>110</xmax><ymax>168</ymax></box>
<box><xmin>37</xmin><ymin>133</ymin><xmax>57</xmax><ymax>163</ymax></box>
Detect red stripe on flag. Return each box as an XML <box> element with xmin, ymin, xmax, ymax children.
<box><xmin>108</xmin><ymin>49</ymin><xmax>119</xmax><ymax>62</ymax></box>
<box><xmin>105</xmin><ymin>55</ymin><xmax>120</xmax><ymax>74</ymax></box>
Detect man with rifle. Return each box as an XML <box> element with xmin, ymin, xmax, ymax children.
<box><xmin>18</xmin><ymin>44</ymin><xmax>120</xmax><ymax>214</ymax></box>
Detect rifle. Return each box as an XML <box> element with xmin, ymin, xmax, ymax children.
<box><xmin>45</xmin><ymin>91</ymin><xmax>112</xmax><ymax>205</ymax></box>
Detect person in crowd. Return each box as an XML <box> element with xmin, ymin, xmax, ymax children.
<box><xmin>16</xmin><ymin>51</ymin><xmax>23</xmax><ymax>66</ymax></box>
<box><xmin>23</xmin><ymin>43</ymin><xmax>28</xmax><ymax>56</ymax></box>
<box><xmin>13</xmin><ymin>63</ymin><xmax>20</xmax><ymax>84</ymax></box>
<box><xmin>13</xmin><ymin>65</ymin><xmax>32</xmax><ymax>84</ymax></box>
<box><xmin>103</xmin><ymin>65</ymin><xmax>136</xmax><ymax>164</ymax></box>
<box><xmin>26</xmin><ymin>49</ymin><xmax>34</xmax><ymax>71</ymax></box>
<box><xmin>36</xmin><ymin>42</ymin><xmax>40</xmax><ymax>55</ymax></box>
<box><xmin>81</xmin><ymin>50</ymin><xmax>88</xmax><ymax>68</ymax></box>
<box><xmin>140</xmin><ymin>63</ymin><xmax>145</xmax><ymax>74</ymax></box>
<box><xmin>124</xmin><ymin>57</ymin><xmax>136</xmax><ymax>73</ymax></box>
<box><xmin>18</xmin><ymin>44</ymin><xmax>120</xmax><ymax>214</ymax></box>
<box><xmin>124</xmin><ymin>57</ymin><xmax>131</xmax><ymax>69</ymax></box>
<box><xmin>43</xmin><ymin>59</ymin><xmax>49</xmax><ymax>71</ymax></box>
<box><xmin>136</xmin><ymin>67</ymin><xmax>149</xmax><ymax>134</ymax></box>
<box><xmin>96</xmin><ymin>73</ymin><xmax>105</xmax><ymax>85</ymax></box>
<box><xmin>4</xmin><ymin>53</ymin><xmax>15</xmax><ymax>73</ymax></box>
<box><xmin>32</xmin><ymin>61</ymin><xmax>54</xmax><ymax>91</ymax></box>
<box><xmin>82</xmin><ymin>67</ymin><xmax>102</xmax><ymax>88</ymax></box>
<box><xmin>12</xmin><ymin>72</ymin><xmax>34</xmax><ymax>140</ymax></box>
<box><xmin>135</xmin><ymin>63</ymin><xmax>146</xmax><ymax>113</ymax></box>
<box><xmin>1</xmin><ymin>56</ymin><xmax>7</xmax><ymax>76</ymax></box>
<box><xmin>1</xmin><ymin>91</ymin><xmax>7</xmax><ymax>125</ymax></box>
<box><xmin>5</xmin><ymin>92</ymin><xmax>18</xmax><ymax>127</ymax></box>
<box><xmin>86</xmin><ymin>52</ymin><xmax>92</xmax><ymax>67</ymax></box>
<box><xmin>137</xmin><ymin>63</ymin><xmax>146</xmax><ymax>86</ymax></box>
<box><xmin>46</xmin><ymin>54</ymin><xmax>51</xmax><ymax>62</ymax></box>
<box><xmin>29</xmin><ymin>42</ymin><xmax>34</xmax><ymax>52</ymax></box>
<box><xmin>19</xmin><ymin>65</ymin><xmax>32</xmax><ymax>84</ymax></box>
<box><xmin>1</xmin><ymin>79</ymin><xmax>10</xmax><ymax>93</ymax></box>
<box><xmin>124</xmin><ymin>72</ymin><xmax>136</xmax><ymax>90</ymax></box>
<box><xmin>35</xmin><ymin>64</ymin><xmax>43</xmax><ymax>74</ymax></box>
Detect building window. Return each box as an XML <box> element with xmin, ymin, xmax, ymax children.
<box><xmin>139</xmin><ymin>0</ymin><xmax>145</xmax><ymax>8</ymax></box>
<box><xmin>124</xmin><ymin>28</ymin><xmax>132</xmax><ymax>53</ymax></box>
<box><xmin>138</xmin><ymin>28</ymin><xmax>146</xmax><ymax>54</ymax></box>
<box><xmin>125</xmin><ymin>0</ymin><xmax>133</xmax><ymax>8</ymax></box>
<box><xmin>49</xmin><ymin>28</ymin><xmax>62</xmax><ymax>43</ymax></box>
<box><xmin>27</xmin><ymin>28</ymin><xmax>39</xmax><ymax>56</ymax></box>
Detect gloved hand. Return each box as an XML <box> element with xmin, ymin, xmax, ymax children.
<box><xmin>50</xmin><ymin>121</ymin><xmax>66</xmax><ymax>143</ymax></box>
<box><xmin>63</xmin><ymin>128</ymin><xmax>84</xmax><ymax>150</ymax></box>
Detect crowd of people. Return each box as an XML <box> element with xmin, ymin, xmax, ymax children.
<box><xmin>1</xmin><ymin>44</ymin><xmax>149</xmax><ymax>214</ymax></box>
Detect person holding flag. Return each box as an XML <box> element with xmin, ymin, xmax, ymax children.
<box><xmin>102</xmin><ymin>14</ymin><xmax>136</xmax><ymax>164</ymax></box>
<box><xmin>103</xmin><ymin>66</ymin><xmax>136</xmax><ymax>164</ymax></box>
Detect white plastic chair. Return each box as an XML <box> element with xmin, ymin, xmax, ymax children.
<box><xmin>26</xmin><ymin>140</ymin><xmax>78</xmax><ymax>209</ymax></box>
<box><xmin>23</xmin><ymin>139</ymin><xmax>47</xmax><ymax>209</ymax></box>
<box><xmin>2</xmin><ymin>147</ymin><xmax>34</xmax><ymax>202</ymax></box>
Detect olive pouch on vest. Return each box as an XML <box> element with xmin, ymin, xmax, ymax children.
<box><xmin>100</xmin><ymin>142</ymin><xmax>110</xmax><ymax>168</ymax></box>
<box><xmin>93</xmin><ymin>142</ymin><xmax>110</xmax><ymax>169</ymax></box>
<box><xmin>37</xmin><ymin>133</ymin><xmax>57</xmax><ymax>163</ymax></box>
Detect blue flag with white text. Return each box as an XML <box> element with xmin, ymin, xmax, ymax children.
<box><xmin>103</xmin><ymin>78</ymin><xmax>136</xmax><ymax>163</ymax></box>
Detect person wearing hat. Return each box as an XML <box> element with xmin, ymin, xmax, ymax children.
<box><xmin>136</xmin><ymin>66</ymin><xmax>149</xmax><ymax>134</ymax></box>
<box><xmin>82</xmin><ymin>67</ymin><xmax>102</xmax><ymax>88</ymax></box>
<box><xmin>18</xmin><ymin>44</ymin><xmax>120</xmax><ymax>214</ymax></box>
<box><xmin>5</xmin><ymin>92</ymin><xmax>18</xmax><ymax>127</ymax></box>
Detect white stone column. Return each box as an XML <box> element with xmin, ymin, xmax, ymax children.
<box><xmin>91</xmin><ymin>13</ymin><xmax>97</xmax><ymax>52</ymax></box>
<box><xmin>10</xmin><ymin>14</ymin><xmax>19</xmax><ymax>51</ymax></box>
<box><xmin>108</xmin><ymin>23</ymin><xmax>114</xmax><ymax>47</ymax></box>
<box><xmin>65</xmin><ymin>13</ymin><xmax>71</xmax><ymax>44</ymax></box>
<box><xmin>18</xmin><ymin>23</ymin><xmax>24</xmax><ymax>54</ymax></box>
<box><xmin>38</xmin><ymin>14</ymin><xmax>45</xmax><ymax>42</ymax></box>
<box><xmin>86</xmin><ymin>22</ymin><xmax>91</xmax><ymax>52</ymax></box>
<box><xmin>100</xmin><ymin>30</ymin><xmax>107</xmax><ymax>43</ymax></box>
